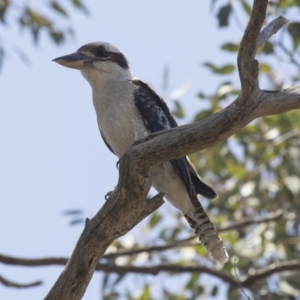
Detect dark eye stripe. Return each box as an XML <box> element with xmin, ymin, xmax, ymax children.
<box><xmin>109</xmin><ymin>52</ymin><xmax>129</xmax><ymax>69</ymax></box>
<box><xmin>94</xmin><ymin>46</ymin><xmax>108</xmax><ymax>58</ymax></box>
<box><xmin>94</xmin><ymin>51</ymin><xmax>129</xmax><ymax>69</ymax></box>
<box><xmin>78</xmin><ymin>43</ymin><xmax>129</xmax><ymax>69</ymax></box>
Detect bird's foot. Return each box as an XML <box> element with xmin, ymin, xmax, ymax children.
<box><xmin>105</xmin><ymin>188</ymin><xmax>116</xmax><ymax>200</ymax></box>
<box><xmin>105</xmin><ymin>191</ymin><xmax>112</xmax><ymax>200</ymax></box>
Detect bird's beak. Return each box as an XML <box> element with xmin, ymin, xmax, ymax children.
<box><xmin>52</xmin><ymin>52</ymin><xmax>95</xmax><ymax>69</ymax></box>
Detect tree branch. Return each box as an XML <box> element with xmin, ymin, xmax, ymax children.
<box><xmin>0</xmin><ymin>210</ymin><xmax>283</xmax><ymax>293</ymax></box>
<box><xmin>1</xmin><ymin>253</ymin><xmax>299</xmax><ymax>290</ymax></box>
<box><xmin>241</xmin><ymin>260</ymin><xmax>300</xmax><ymax>287</ymax></box>
<box><xmin>259</xmin><ymin>86</ymin><xmax>300</xmax><ymax>117</ymax></box>
<box><xmin>0</xmin><ymin>274</ymin><xmax>42</xmax><ymax>289</ymax></box>
<box><xmin>256</xmin><ymin>16</ymin><xmax>288</xmax><ymax>50</ymax></box>
<box><xmin>237</xmin><ymin>0</ymin><xmax>267</xmax><ymax>99</ymax></box>
<box><xmin>44</xmin><ymin>192</ymin><xmax>164</xmax><ymax>300</ymax></box>
<box><xmin>102</xmin><ymin>209</ymin><xmax>284</xmax><ymax>259</ymax></box>
<box><xmin>0</xmin><ymin>210</ymin><xmax>285</xmax><ymax>289</ymax></box>
<box><xmin>218</xmin><ymin>209</ymin><xmax>283</xmax><ymax>232</ymax></box>
<box><xmin>44</xmin><ymin>1</ymin><xmax>299</xmax><ymax>299</ymax></box>
<box><xmin>275</xmin><ymin>40</ymin><xmax>300</xmax><ymax>70</ymax></box>
<box><xmin>0</xmin><ymin>209</ymin><xmax>284</xmax><ymax>270</ymax></box>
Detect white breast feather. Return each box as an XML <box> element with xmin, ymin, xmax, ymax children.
<box><xmin>92</xmin><ymin>80</ymin><xmax>149</xmax><ymax>157</ymax></box>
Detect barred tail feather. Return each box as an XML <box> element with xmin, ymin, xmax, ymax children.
<box><xmin>184</xmin><ymin>201</ymin><xmax>229</xmax><ymax>264</ymax></box>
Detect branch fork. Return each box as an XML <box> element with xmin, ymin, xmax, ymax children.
<box><xmin>43</xmin><ymin>1</ymin><xmax>300</xmax><ymax>299</ymax></box>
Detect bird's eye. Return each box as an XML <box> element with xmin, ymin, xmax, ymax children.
<box><xmin>95</xmin><ymin>46</ymin><xmax>108</xmax><ymax>57</ymax></box>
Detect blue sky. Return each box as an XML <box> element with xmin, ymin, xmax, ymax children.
<box><xmin>0</xmin><ymin>0</ymin><xmax>243</xmax><ymax>299</ymax></box>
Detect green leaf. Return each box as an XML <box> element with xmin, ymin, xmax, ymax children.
<box><xmin>261</xmin><ymin>41</ymin><xmax>274</xmax><ymax>54</ymax></box>
<box><xmin>197</xmin><ymin>92</ymin><xmax>207</xmax><ymax>99</ymax></box>
<box><xmin>102</xmin><ymin>273</ymin><xmax>110</xmax><ymax>289</ymax></box>
<box><xmin>169</xmin><ymin>225</ymin><xmax>183</xmax><ymax>240</ymax></box>
<box><xmin>0</xmin><ymin>0</ymin><xmax>9</xmax><ymax>23</ymax></box>
<box><xmin>32</xmin><ymin>27</ymin><xmax>40</xmax><ymax>43</ymax></box>
<box><xmin>50</xmin><ymin>1</ymin><xmax>68</xmax><ymax>17</ymax></box>
<box><xmin>185</xmin><ymin>273</ymin><xmax>200</xmax><ymax>290</ymax></box>
<box><xmin>287</xmin><ymin>22</ymin><xmax>300</xmax><ymax>50</ymax></box>
<box><xmin>203</xmin><ymin>62</ymin><xmax>235</xmax><ymax>74</ymax></box>
<box><xmin>278</xmin><ymin>0</ymin><xmax>300</xmax><ymax>8</ymax></box>
<box><xmin>103</xmin><ymin>293</ymin><xmax>119</xmax><ymax>300</ymax></box>
<box><xmin>288</xmin><ymin>22</ymin><xmax>300</xmax><ymax>37</ymax></box>
<box><xmin>229</xmin><ymin>89</ymin><xmax>240</xmax><ymax>96</ymax></box>
<box><xmin>49</xmin><ymin>29</ymin><xmax>64</xmax><ymax>44</ymax></box>
<box><xmin>221</xmin><ymin>42</ymin><xmax>239</xmax><ymax>52</ymax></box>
<box><xmin>194</xmin><ymin>110</ymin><xmax>212</xmax><ymax>122</ymax></box>
<box><xmin>195</xmin><ymin>244</ymin><xmax>207</xmax><ymax>256</ymax></box>
<box><xmin>71</xmin><ymin>0</ymin><xmax>89</xmax><ymax>14</ymax></box>
<box><xmin>241</xmin><ymin>0</ymin><xmax>252</xmax><ymax>16</ymax></box>
<box><xmin>125</xmin><ymin>290</ymin><xmax>135</xmax><ymax>300</ymax></box>
<box><xmin>259</xmin><ymin>63</ymin><xmax>272</xmax><ymax>73</ymax></box>
<box><xmin>217</xmin><ymin>4</ymin><xmax>231</xmax><ymax>27</ymax></box>
<box><xmin>69</xmin><ymin>219</ymin><xmax>84</xmax><ymax>225</ymax></box>
<box><xmin>172</xmin><ymin>101</ymin><xmax>184</xmax><ymax>118</ymax></box>
<box><xmin>149</xmin><ymin>212</ymin><xmax>162</xmax><ymax>227</ymax></box>
<box><xmin>0</xmin><ymin>46</ymin><xmax>4</xmax><ymax>70</ymax></box>
<box><xmin>140</xmin><ymin>285</ymin><xmax>150</xmax><ymax>299</ymax></box>
<box><xmin>210</xmin><ymin>0</ymin><xmax>218</xmax><ymax>11</ymax></box>
<box><xmin>227</xmin><ymin>163</ymin><xmax>247</xmax><ymax>178</ymax></box>
<box><xmin>63</xmin><ymin>209</ymin><xmax>83</xmax><ymax>215</ymax></box>
<box><xmin>112</xmin><ymin>274</ymin><xmax>125</xmax><ymax>286</ymax></box>
<box><xmin>211</xmin><ymin>285</ymin><xmax>219</xmax><ymax>296</ymax></box>
<box><xmin>163</xmin><ymin>288</ymin><xmax>187</xmax><ymax>299</ymax></box>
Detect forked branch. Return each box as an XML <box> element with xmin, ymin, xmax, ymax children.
<box><xmin>44</xmin><ymin>1</ymin><xmax>300</xmax><ymax>299</ymax></box>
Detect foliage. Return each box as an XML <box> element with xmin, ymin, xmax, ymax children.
<box><xmin>0</xmin><ymin>0</ymin><xmax>88</xmax><ymax>69</ymax></box>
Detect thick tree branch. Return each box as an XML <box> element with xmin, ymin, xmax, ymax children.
<box><xmin>237</xmin><ymin>0</ymin><xmax>267</xmax><ymax>99</ymax></box>
<box><xmin>44</xmin><ymin>1</ymin><xmax>300</xmax><ymax>299</ymax></box>
<box><xmin>259</xmin><ymin>86</ymin><xmax>300</xmax><ymax>116</ymax></box>
<box><xmin>44</xmin><ymin>192</ymin><xmax>164</xmax><ymax>300</ymax></box>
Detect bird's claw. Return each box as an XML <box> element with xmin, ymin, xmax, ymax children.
<box><xmin>105</xmin><ymin>192</ymin><xmax>111</xmax><ymax>200</ymax></box>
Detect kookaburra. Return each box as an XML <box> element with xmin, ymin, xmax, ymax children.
<box><xmin>53</xmin><ymin>42</ymin><xmax>228</xmax><ymax>264</ymax></box>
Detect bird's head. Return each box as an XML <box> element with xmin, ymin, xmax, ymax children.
<box><xmin>53</xmin><ymin>42</ymin><xmax>132</xmax><ymax>85</ymax></box>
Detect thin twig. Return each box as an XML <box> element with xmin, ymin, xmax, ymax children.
<box><xmin>102</xmin><ymin>209</ymin><xmax>283</xmax><ymax>258</ymax></box>
<box><xmin>218</xmin><ymin>209</ymin><xmax>283</xmax><ymax>232</ymax></box>
<box><xmin>0</xmin><ymin>210</ymin><xmax>284</xmax><ymax>277</ymax></box>
<box><xmin>272</xmin><ymin>128</ymin><xmax>300</xmax><ymax>146</ymax></box>
<box><xmin>233</xmin><ymin>259</ymin><xmax>250</xmax><ymax>300</ymax></box>
<box><xmin>256</xmin><ymin>16</ymin><xmax>289</xmax><ymax>50</ymax></box>
<box><xmin>0</xmin><ymin>254</ymin><xmax>299</xmax><ymax>289</ymax></box>
<box><xmin>0</xmin><ymin>274</ymin><xmax>42</xmax><ymax>289</ymax></box>
<box><xmin>241</xmin><ymin>260</ymin><xmax>300</xmax><ymax>287</ymax></box>
<box><xmin>275</xmin><ymin>40</ymin><xmax>300</xmax><ymax>70</ymax></box>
